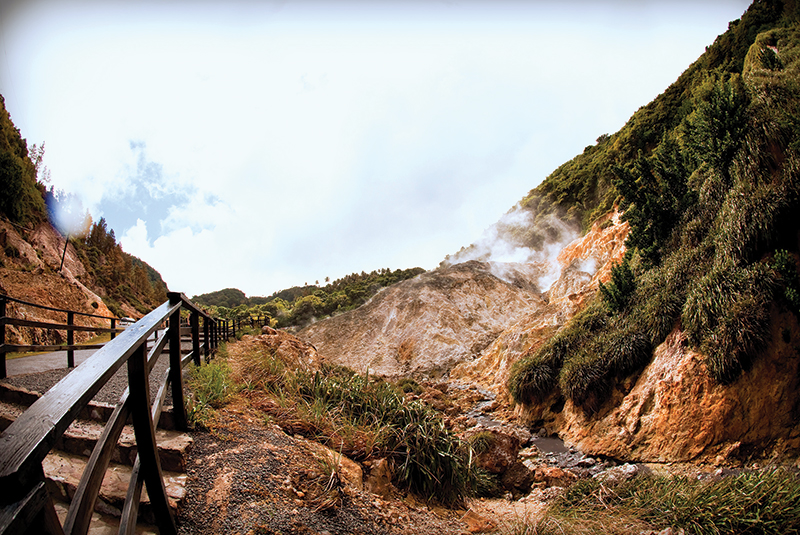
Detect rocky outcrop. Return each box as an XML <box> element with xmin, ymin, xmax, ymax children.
<box><xmin>297</xmin><ymin>261</ymin><xmax>550</xmax><ymax>379</ymax></box>
<box><xmin>450</xmin><ymin>211</ymin><xmax>629</xmax><ymax>396</ymax></box>
<box><xmin>299</xmin><ymin>212</ymin><xmax>629</xmax><ymax>383</ymax></box>
<box><xmin>1</xmin><ymin>220</ymin><xmax>116</xmax><ymax>345</ymax></box>
<box><xmin>518</xmin><ymin>309</ymin><xmax>800</xmax><ymax>463</ymax></box>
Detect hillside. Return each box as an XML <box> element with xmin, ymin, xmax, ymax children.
<box><xmin>192</xmin><ymin>267</ymin><xmax>426</xmax><ymax>330</ymax></box>
<box><xmin>298</xmin><ymin>0</ymin><xmax>800</xmax><ymax>464</ymax></box>
<box><xmin>0</xmin><ymin>94</ymin><xmax>169</xmax><ymax>340</ymax></box>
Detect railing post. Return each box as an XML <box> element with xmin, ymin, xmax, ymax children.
<box><xmin>203</xmin><ymin>316</ymin><xmax>210</xmax><ymax>360</ymax></box>
<box><xmin>110</xmin><ymin>317</ymin><xmax>116</xmax><ymax>340</ymax></box>
<box><xmin>232</xmin><ymin>318</ymin><xmax>236</xmax><ymax>340</ymax></box>
<box><xmin>191</xmin><ymin>311</ymin><xmax>201</xmax><ymax>367</ymax></box>
<box><xmin>1</xmin><ymin>295</ymin><xmax>6</xmax><ymax>379</ymax></box>
<box><xmin>127</xmin><ymin>343</ymin><xmax>177</xmax><ymax>535</ymax></box>
<box><xmin>67</xmin><ymin>311</ymin><xmax>75</xmax><ymax>368</ymax></box>
<box><xmin>167</xmin><ymin>293</ymin><xmax>187</xmax><ymax>431</ymax></box>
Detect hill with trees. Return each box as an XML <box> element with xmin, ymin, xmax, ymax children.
<box><xmin>0</xmin><ymin>94</ymin><xmax>168</xmax><ymax>317</ymax></box>
<box><xmin>193</xmin><ymin>267</ymin><xmax>425</xmax><ymax>329</ymax></box>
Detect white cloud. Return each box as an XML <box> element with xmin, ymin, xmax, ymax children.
<box><xmin>1</xmin><ymin>0</ymin><xmax>751</xmax><ymax>296</ymax></box>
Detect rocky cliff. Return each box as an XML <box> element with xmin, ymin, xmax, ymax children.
<box><xmin>1</xmin><ymin>218</ymin><xmax>121</xmax><ymax>345</ymax></box>
<box><xmin>517</xmin><ymin>307</ymin><xmax>800</xmax><ymax>464</ymax></box>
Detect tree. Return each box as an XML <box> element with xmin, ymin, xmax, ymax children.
<box><xmin>684</xmin><ymin>74</ymin><xmax>748</xmax><ymax>179</ymax></box>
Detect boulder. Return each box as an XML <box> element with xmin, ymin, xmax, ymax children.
<box><xmin>363</xmin><ymin>458</ymin><xmax>392</xmax><ymax>498</ymax></box>
<box><xmin>467</xmin><ymin>430</ymin><xmax>521</xmax><ymax>475</ymax></box>
<box><xmin>500</xmin><ymin>461</ymin><xmax>535</xmax><ymax>494</ymax></box>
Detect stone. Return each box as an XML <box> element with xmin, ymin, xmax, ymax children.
<box><xmin>467</xmin><ymin>430</ymin><xmax>521</xmax><ymax>475</ymax></box>
<box><xmin>297</xmin><ymin>437</ymin><xmax>363</xmax><ymax>491</ymax></box>
<box><xmin>593</xmin><ymin>463</ymin><xmax>640</xmax><ymax>484</ymax></box>
<box><xmin>500</xmin><ymin>461</ymin><xmax>535</xmax><ymax>494</ymax></box>
<box><xmin>533</xmin><ymin>465</ymin><xmax>577</xmax><ymax>488</ymax></box>
<box><xmin>460</xmin><ymin>509</ymin><xmax>497</xmax><ymax>533</ymax></box>
<box><xmin>364</xmin><ymin>458</ymin><xmax>393</xmax><ymax>498</ymax></box>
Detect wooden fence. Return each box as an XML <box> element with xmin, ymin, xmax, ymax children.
<box><xmin>0</xmin><ymin>292</ymin><xmax>228</xmax><ymax>535</ymax></box>
<box><xmin>0</xmin><ymin>295</ymin><xmax>125</xmax><ymax>379</ymax></box>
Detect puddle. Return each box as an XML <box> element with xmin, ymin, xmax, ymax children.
<box><xmin>530</xmin><ymin>436</ymin><xmax>569</xmax><ymax>454</ymax></box>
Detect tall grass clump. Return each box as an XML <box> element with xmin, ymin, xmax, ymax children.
<box><xmin>535</xmin><ymin>469</ymin><xmax>800</xmax><ymax>535</ymax></box>
<box><xmin>557</xmin><ymin>316</ymin><xmax>651</xmax><ymax>409</ymax></box>
<box><xmin>508</xmin><ymin>301</ymin><xmax>607</xmax><ymax>404</ymax></box>
<box><xmin>237</xmin><ymin>352</ymin><xmax>477</xmax><ymax>506</ymax></box>
<box><xmin>682</xmin><ymin>261</ymin><xmax>778</xmax><ymax>383</ymax></box>
<box><xmin>187</xmin><ymin>353</ymin><xmax>236</xmax><ymax>428</ymax></box>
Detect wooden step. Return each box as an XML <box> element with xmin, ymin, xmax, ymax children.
<box><xmin>0</xmin><ymin>381</ymin><xmax>182</xmax><ymax>429</ymax></box>
<box><xmin>44</xmin><ymin>450</ymin><xmax>187</xmax><ymax>522</ymax></box>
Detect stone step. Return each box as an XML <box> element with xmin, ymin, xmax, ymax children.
<box><xmin>0</xmin><ymin>382</ymin><xmax>181</xmax><ymax>430</ymax></box>
<box><xmin>0</xmin><ymin>399</ymin><xmax>192</xmax><ymax>472</ymax></box>
<box><xmin>52</xmin><ymin>501</ymin><xmax>158</xmax><ymax>535</ymax></box>
<box><xmin>44</xmin><ymin>450</ymin><xmax>187</xmax><ymax>522</ymax></box>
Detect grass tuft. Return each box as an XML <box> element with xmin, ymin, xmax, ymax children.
<box><xmin>530</xmin><ymin>469</ymin><xmax>800</xmax><ymax>535</ymax></box>
<box><xmin>186</xmin><ymin>355</ymin><xmax>236</xmax><ymax>428</ymax></box>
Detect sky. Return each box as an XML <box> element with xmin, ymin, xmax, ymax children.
<box><xmin>0</xmin><ymin>0</ymin><xmax>751</xmax><ymax>298</ymax></box>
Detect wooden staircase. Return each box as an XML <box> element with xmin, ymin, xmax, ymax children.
<box><xmin>0</xmin><ymin>382</ymin><xmax>192</xmax><ymax>532</ymax></box>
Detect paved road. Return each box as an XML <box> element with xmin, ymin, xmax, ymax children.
<box><xmin>5</xmin><ymin>348</ymin><xmax>100</xmax><ymax>377</ymax></box>
<box><xmin>4</xmin><ymin>330</ymin><xmax>164</xmax><ymax>377</ymax></box>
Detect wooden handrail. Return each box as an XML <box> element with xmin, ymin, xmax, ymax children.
<box><xmin>1</xmin><ymin>295</ymin><xmax>120</xmax><ymax>321</ymax></box>
<box><xmin>0</xmin><ymin>292</ymin><xmax>226</xmax><ymax>535</ymax></box>
<box><xmin>0</xmin><ymin>294</ymin><xmax>127</xmax><ymax>378</ymax></box>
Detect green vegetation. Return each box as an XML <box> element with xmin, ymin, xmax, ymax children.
<box><xmin>235</xmin><ymin>347</ymin><xmax>479</xmax><ymax>506</ymax></box>
<box><xmin>186</xmin><ymin>347</ymin><xmax>236</xmax><ymax>428</ymax></box>
<box><xmin>0</xmin><ymin>96</ymin><xmax>47</xmax><ymax>226</ymax></box>
<box><xmin>508</xmin><ymin>1</ymin><xmax>800</xmax><ymax>410</ymax></box>
<box><xmin>511</xmin><ymin>470</ymin><xmax>800</xmax><ymax>535</ymax></box>
<box><xmin>193</xmin><ymin>267</ymin><xmax>425</xmax><ymax>329</ymax></box>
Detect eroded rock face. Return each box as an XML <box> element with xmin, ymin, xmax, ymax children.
<box><xmin>299</xmin><ymin>212</ymin><xmax>629</xmax><ymax>383</ymax></box>
<box><xmin>0</xmin><ymin>221</ymin><xmax>116</xmax><ymax>345</ymax></box>
<box><xmin>298</xmin><ymin>260</ymin><xmax>549</xmax><ymax>379</ymax></box>
<box><xmin>518</xmin><ymin>311</ymin><xmax>800</xmax><ymax>463</ymax></box>
<box><xmin>450</xmin><ymin>211</ymin><xmax>630</xmax><ymax>396</ymax></box>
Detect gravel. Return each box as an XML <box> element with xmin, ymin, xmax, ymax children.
<box><xmin>176</xmin><ymin>400</ymin><xmax>468</xmax><ymax>535</ymax></box>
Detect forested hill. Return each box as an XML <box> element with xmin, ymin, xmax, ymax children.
<box><xmin>507</xmin><ymin>0</ymin><xmax>800</xmax><ymax>409</ymax></box>
<box><xmin>0</xmin><ymin>94</ymin><xmax>168</xmax><ymax>317</ymax></box>
<box><xmin>192</xmin><ymin>267</ymin><xmax>425</xmax><ymax>329</ymax></box>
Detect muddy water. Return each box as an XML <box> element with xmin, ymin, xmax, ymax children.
<box><xmin>530</xmin><ymin>436</ymin><xmax>569</xmax><ymax>454</ymax></box>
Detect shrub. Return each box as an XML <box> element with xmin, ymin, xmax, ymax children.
<box><xmin>395</xmin><ymin>377</ymin><xmax>423</xmax><ymax>395</ymax></box>
<box><xmin>773</xmin><ymin>249</ymin><xmax>800</xmax><ymax>315</ymax></box>
<box><xmin>599</xmin><ymin>255</ymin><xmax>636</xmax><ymax>313</ymax></box>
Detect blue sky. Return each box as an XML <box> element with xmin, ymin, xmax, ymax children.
<box><xmin>0</xmin><ymin>0</ymin><xmax>751</xmax><ymax>297</ymax></box>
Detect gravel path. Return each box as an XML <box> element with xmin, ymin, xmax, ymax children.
<box><xmin>176</xmin><ymin>399</ymin><xmax>468</xmax><ymax>535</ymax></box>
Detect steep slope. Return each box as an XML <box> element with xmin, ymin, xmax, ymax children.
<box><xmin>303</xmin><ymin>0</ymin><xmax>800</xmax><ymax>465</ymax></box>
<box><xmin>0</xmin><ymin>93</ymin><xmax>170</xmax><ymax>339</ymax></box>
<box><xmin>298</xmin><ymin>212</ymin><xmax>629</xmax><ymax>382</ymax></box>
<box><xmin>451</xmin><ymin>211</ymin><xmax>629</xmax><ymax>398</ymax></box>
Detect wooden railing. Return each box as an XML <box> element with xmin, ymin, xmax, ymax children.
<box><xmin>0</xmin><ymin>295</ymin><xmax>124</xmax><ymax>379</ymax></box>
<box><xmin>0</xmin><ymin>292</ymin><xmax>227</xmax><ymax>535</ymax></box>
